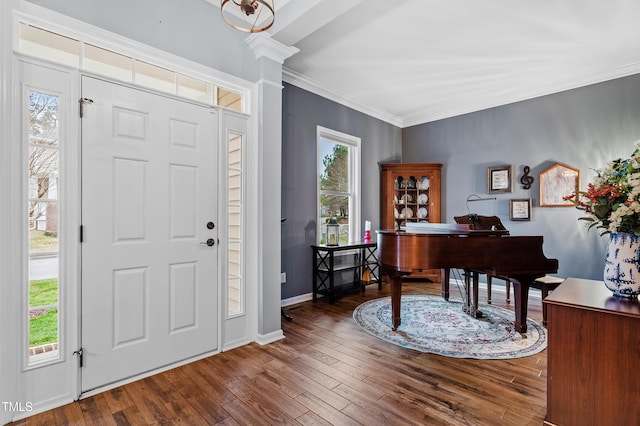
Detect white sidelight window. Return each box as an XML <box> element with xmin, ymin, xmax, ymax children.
<box><xmin>227</xmin><ymin>132</ymin><xmax>244</xmax><ymax>317</ymax></box>
<box><xmin>27</xmin><ymin>90</ymin><xmax>61</xmax><ymax>365</ymax></box>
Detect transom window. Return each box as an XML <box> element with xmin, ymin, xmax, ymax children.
<box><xmin>17</xmin><ymin>23</ymin><xmax>244</xmax><ymax>111</ymax></box>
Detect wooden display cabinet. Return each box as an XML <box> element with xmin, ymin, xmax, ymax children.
<box><xmin>380</xmin><ymin>163</ymin><xmax>442</xmax><ymax>230</ymax></box>
<box><xmin>380</xmin><ymin>163</ymin><xmax>442</xmax><ymax>281</ymax></box>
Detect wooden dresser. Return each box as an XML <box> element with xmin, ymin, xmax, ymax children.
<box><xmin>544</xmin><ymin>277</ymin><xmax>640</xmax><ymax>425</ymax></box>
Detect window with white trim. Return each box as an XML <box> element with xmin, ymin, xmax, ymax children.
<box><xmin>317</xmin><ymin>127</ymin><xmax>361</xmax><ymax>245</ymax></box>
<box><xmin>17</xmin><ymin>22</ymin><xmax>245</xmax><ymax>112</ymax></box>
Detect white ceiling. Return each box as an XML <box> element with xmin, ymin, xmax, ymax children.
<box><xmin>224</xmin><ymin>0</ymin><xmax>640</xmax><ymax>127</ymax></box>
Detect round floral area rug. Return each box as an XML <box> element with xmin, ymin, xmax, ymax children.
<box><xmin>353</xmin><ymin>295</ymin><xmax>546</xmax><ymax>359</ymax></box>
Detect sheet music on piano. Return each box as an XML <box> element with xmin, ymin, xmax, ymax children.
<box><xmin>402</xmin><ymin>222</ymin><xmax>470</xmax><ymax>234</ymax></box>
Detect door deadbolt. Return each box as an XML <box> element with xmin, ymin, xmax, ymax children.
<box><xmin>206</xmin><ymin>221</ymin><xmax>215</xmax><ymax>230</ymax></box>
<box><xmin>200</xmin><ymin>238</ymin><xmax>215</xmax><ymax>247</ymax></box>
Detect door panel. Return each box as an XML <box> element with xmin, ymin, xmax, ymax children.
<box><xmin>81</xmin><ymin>76</ymin><xmax>219</xmax><ymax>392</ymax></box>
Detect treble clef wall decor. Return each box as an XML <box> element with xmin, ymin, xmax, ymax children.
<box><xmin>520</xmin><ymin>165</ymin><xmax>534</xmax><ymax>189</ymax></box>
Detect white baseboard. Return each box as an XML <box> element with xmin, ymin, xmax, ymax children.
<box><xmin>281</xmin><ymin>292</ymin><xmax>314</xmax><ymax>307</ymax></box>
<box><xmin>256</xmin><ymin>329</ymin><xmax>285</xmax><ymax>345</ymax></box>
<box><xmin>448</xmin><ymin>278</ymin><xmax>542</xmax><ymax>299</ymax></box>
<box><xmin>278</xmin><ymin>280</ymin><xmax>541</xmax><ymax>310</ymax></box>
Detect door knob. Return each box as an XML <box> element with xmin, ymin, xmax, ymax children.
<box><xmin>207</xmin><ymin>221</ymin><xmax>215</xmax><ymax>229</ymax></box>
<box><xmin>200</xmin><ymin>238</ymin><xmax>215</xmax><ymax>247</ymax></box>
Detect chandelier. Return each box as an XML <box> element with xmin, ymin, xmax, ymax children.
<box><xmin>221</xmin><ymin>0</ymin><xmax>275</xmax><ymax>33</ymax></box>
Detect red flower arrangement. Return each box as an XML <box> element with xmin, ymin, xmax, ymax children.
<box><xmin>564</xmin><ymin>142</ymin><xmax>640</xmax><ymax>236</ymax></box>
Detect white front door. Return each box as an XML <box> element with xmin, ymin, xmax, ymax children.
<box><xmin>80</xmin><ymin>76</ymin><xmax>219</xmax><ymax>392</ymax></box>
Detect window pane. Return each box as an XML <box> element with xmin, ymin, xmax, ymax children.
<box><xmin>28</xmin><ymin>92</ymin><xmax>59</xmax><ymax>147</ymax></box>
<box><xmin>217</xmin><ymin>87</ymin><xmax>242</xmax><ymax>112</ymax></box>
<box><xmin>228</xmin><ymin>241</ymin><xmax>242</xmax><ymax>278</ymax></box>
<box><xmin>228</xmin><ymin>205</ymin><xmax>242</xmax><ymax>240</ymax></box>
<box><xmin>178</xmin><ymin>74</ymin><xmax>213</xmax><ymax>104</ymax></box>
<box><xmin>319</xmin><ymin>140</ymin><xmax>349</xmax><ymax>192</ymax></box>
<box><xmin>229</xmin><ymin>169</ymin><xmax>242</xmax><ymax>205</ymax></box>
<box><xmin>84</xmin><ymin>44</ymin><xmax>133</xmax><ymax>82</ymax></box>
<box><xmin>135</xmin><ymin>60</ymin><xmax>176</xmax><ymax>93</ymax></box>
<box><xmin>28</xmin><ymin>147</ymin><xmax>58</xmax><ymax>199</ymax></box>
<box><xmin>28</xmin><ymin>90</ymin><xmax>60</xmax><ymax>363</ymax></box>
<box><xmin>19</xmin><ymin>23</ymin><xmax>80</xmax><ymax>68</ymax></box>
<box><xmin>319</xmin><ymin>194</ymin><xmax>350</xmax><ymax>244</ymax></box>
<box><xmin>229</xmin><ymin>133</ymin><xmax>242</xmax><ymax>169</ymax></box>
<box><xmin>227</xmin><ymin>277</ymin><xmax>242</xmax><ymax>316</ymax></box>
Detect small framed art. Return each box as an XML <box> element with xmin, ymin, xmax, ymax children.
<box><xmin>539</xmin><ymin>163</ymin><xmax>580</xmax><ymax>207</ymax></box>
<box><xmin>487</xmin><ymin>165</ymin><xmax>513</xmax><ymax>194</ymax></box>
<box><xmin>510</xmin><ymin>198</ymin><xmax>532</xmax><ymax>221</ymax></box>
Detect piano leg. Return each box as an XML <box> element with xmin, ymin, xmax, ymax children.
<box><xmin>462</xmin><ymin>270</ymin><xmax>470</xmax><ymax>314</ymax></box>
<box><xmin>462</xmin><ymin>271</ymin><xmax>482</xmax><ymax>318</ymax></box>
<box><xmin>510</xmin><ymin>276</ymin><xmax>536</xmax><ymax>333</ymax></box>
<box><xmin>390</xmin><ymin>275</ymin><xmax>403</xmax><ymax>331</ymax></box>
<box><xmin>383</xmin><ymin>266</ymin><xmax>410</xmax><ymax>331</ymax></box>
<box><xmin>472</xmin><ymin>272</ymin><xmax>482</xmax><ymax>318</ymax></box>
<box><xmin>441</xmin><ymin>268</ymin><xmax>450</xmax><ymax>300</ymax></box>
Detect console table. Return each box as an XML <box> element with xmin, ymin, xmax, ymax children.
<box><xmin>544</xmin><ymin>277</ymin><xmax>640</xmax><ymax>425</ymax></box>
<box><xmin>312</xmin><ymin>242</ymin><xmax>380</xmax><ymax>303</ymax></box>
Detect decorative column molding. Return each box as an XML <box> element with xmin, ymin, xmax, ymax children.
<box><xmin>245</xmin><ymin>33</ymin><xmax>297</xmax><ymax>342</ymax></box>
<box><xmin>246</xmin><ymin>33</ymin><xmax>299</xmax><ymax>64</ymax></box>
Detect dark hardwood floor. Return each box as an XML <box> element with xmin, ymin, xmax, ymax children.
<box><xmin>12</xmin><ymin>280</ymin><xmax>548</xmax><ymax>425</ymax></box>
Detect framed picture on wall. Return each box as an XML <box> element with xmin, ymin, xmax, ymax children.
<box><xmin>487</xmin><ymin>165</ymin><xmax>513</xmax><ymax>194</ymax></box>
<box><xmin>539</xmin><ymin>163</ymin><xmax>580</xmax><ymax>207</ymax></box>
<box><xmin>510</xmin><ymin>198</ymin><xmax>532</xmax><ymax>221</ymax></box>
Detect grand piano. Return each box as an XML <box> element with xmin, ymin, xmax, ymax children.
<box><xmin>377</xmin><ymin>224</ymin><xmax>558</xmax><ymax>333</ymax></box>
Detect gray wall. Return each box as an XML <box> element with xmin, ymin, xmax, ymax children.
<box><xmin>403</xmin><ymin>73</ymin><xmax>640</xmax><ymax>281</ymax></box>
<box><xmin>281</xmin><ymin>83</ymin><xmax>402</xmax><ymax>299</ymax></box>
<box><xmin>27</xmin><ymin>0</ymin><xmax>258</xmax><ymax>81</ymax></box>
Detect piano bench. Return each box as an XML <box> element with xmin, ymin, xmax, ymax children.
<box><xmin>532</xmin><ymin>276</ymin><xmax>565</xmax><ymax>326</ymax></box>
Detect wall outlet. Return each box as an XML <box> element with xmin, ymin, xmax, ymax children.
<box><xmin>280</xmin><ymin>272</ymin><xmax>286</xmax><ymax>283</ymax></box>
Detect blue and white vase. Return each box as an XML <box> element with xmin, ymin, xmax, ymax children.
<box><xmin>603</xmin><ymin>232</ymin><xmax>640</xmax><ymax>298</ymax></box>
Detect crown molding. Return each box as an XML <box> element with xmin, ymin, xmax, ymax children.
<box><xmin>285</xmin><ymin>61</ymin><xmax>640</xmax><ymax>128</ymax></box>
<box><xmin>246</xmin><ymin>33</ymin><xmax>299</xmax><ymax>64</ymax></box>
<box><xmin>282</xmin><ymin>67</ymin><xmax>404</xmax><ymax>127</ymax></box>
<box><xmin>401</xmin><ymin>62</ymin><xmax>640</xmax><ymax>127</ymax></box>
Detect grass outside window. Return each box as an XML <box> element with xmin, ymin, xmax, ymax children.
<box><xmin>29</xmin><ymin>277</ymin><xmax>59</xmax><ymax>347</ymax></box>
